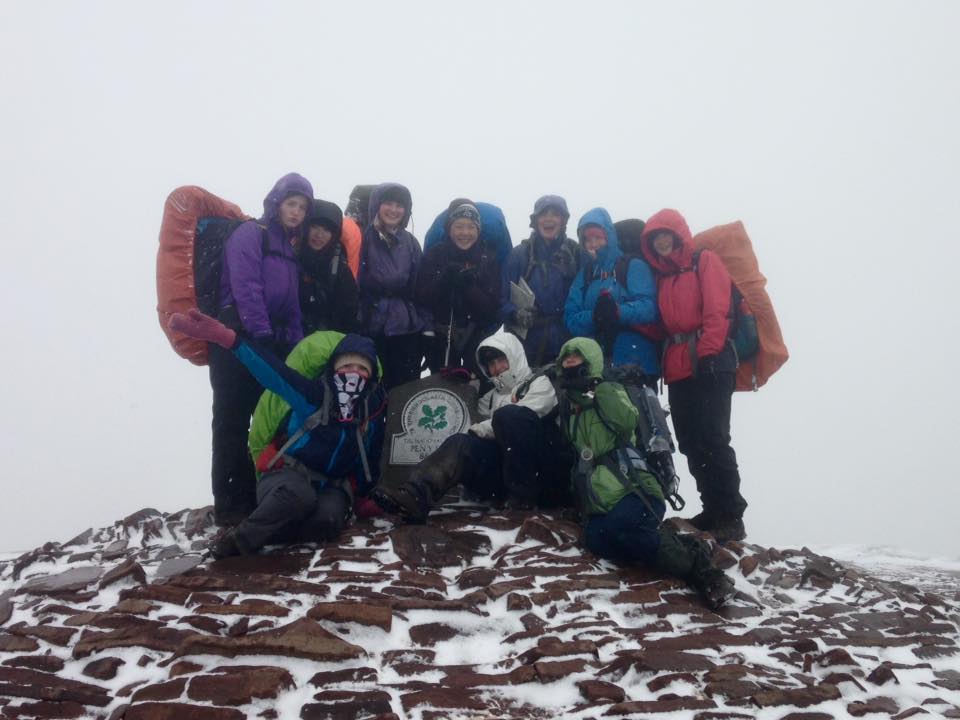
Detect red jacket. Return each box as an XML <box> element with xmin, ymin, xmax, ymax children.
<box><xmin>640</xmin><ymin>209</ymin><xmax>733</xmax><ymax>384</ymax></box>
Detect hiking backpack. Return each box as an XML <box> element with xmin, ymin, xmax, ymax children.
<box><xmin>156</xmin><ymin>185</ymin><xmax>265</xmax><ymax>365</ymax></box>
<box><xmin>691</xmin><ymin>221</ymin><xmax>788</xmax><ymax>391</ymax></box>
<box><xmin>423</xmin><ymin>202</ymin><xmax>513</xmax><ymax>266</ymax></box>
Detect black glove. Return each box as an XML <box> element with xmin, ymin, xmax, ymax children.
<box><xmin>592</xmin><ymin>291</ymin><xmax>619</xmax><ymax>333</ymax></box>
<box><xmin>452</xmin><ymin>266</ymin><xmax>478</xmax><ymax>289</ymax></box>
<box><xmin>696</xmin><ymin>354</ymin><xmax>719</xmax><ymax>379</ymax></box>
<box><xmin>439</xmin><ymin>262</ymin><xmax>462</xmax><ymax>287</ymax></box>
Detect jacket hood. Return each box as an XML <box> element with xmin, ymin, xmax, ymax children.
<box><xmin>261</xmin><ymin>173</ymin><xmax>314</xmax><ymax>225</ymax></box>
<box><xmin>639</xmin><ymin>208</ymin><xmax>696</xmax><ymax>274</ymax></box>
<box><xmin>476</xmin><ymin>329</ymin><xmax>531</xmax><ymax>394</ymax></box>
<box><xmin>576</xmin><ymin>207</ymin><xmax>621</xmax><ymax>272</ymax></box>
<box><xmin>346</xmin><ymin>184</ymin><xmax>376</xmax><ymax>225</ymax></box>
<box><xmin>307</xmin><ymin>199</ymin><xmax>344</xmax><ymax>241</ymax></box>
<box><xmin>368</xmin><ymin>183</ymin><xmax>413</xmax><ymax>230</ymax></box>
<box><xmin>330</xmin><ymin>334</ymin><xmax>380</xmax><ymax>381</ymax></box>
<box><xmin>558</xmin><ymin>336</ymin><xmax>604</xmax><ymax>380</ymax></box>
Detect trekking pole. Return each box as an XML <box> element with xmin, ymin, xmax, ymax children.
<box><xmin>443</xmin><ymin>305</ymin><xmax>454</xmax><ymax>368</ymax></box>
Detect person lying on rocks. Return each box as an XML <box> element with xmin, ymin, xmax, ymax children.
<box><xmin>371</xmin><ymin>328</ymin><xmax>573</xmax><ymax>522</ymax></box>
<box><xmin>556</xmin><ymin>336</ymin><xmax>736</xmax><ymax>610</ymax></box>
<box><xmin>168</xmin><ymin>309</ymin><xmax>386</xmax><ymax>559</ymax></box>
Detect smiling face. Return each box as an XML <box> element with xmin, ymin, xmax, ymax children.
<box><xmin>561</xmin><ymin>352</ymin><xmax>585</xmax><ymax>370</ymax></box>
<box><xmin>378</xmin><ymin>200</ymin><xmax>406</xmax><ymax>232</ymax></box>
<box><xmin>307</xmin><ymin>224</ymin><xmax>334</xmax><ymax>251</ymax></box>
<box><xmin>651</xmin><ymin>231</ymin><xmax>677</xmax><ymax>257</ymax></box>
<box><xmin>536</xmin><ymin>208</ymin><xmax>564</xmax><ymax>242</ymax></box>
<box><xmin>449</xmin><ymin>218</ymin><xmax>480</xmax><ymax>250</ymax></box>
<box><xmin>581</xmin><ymin>226</ymin><xmax>607</xmax><ymax>258</ymax></box>
<box><xmin>278</xmin><ymin>195</ymin><xmax>309</xmax><ymax>230</ymax></box>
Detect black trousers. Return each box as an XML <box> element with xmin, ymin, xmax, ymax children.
<box><xmin>374</xmin><ymin>333</ymin><xmax>423</xmax><ymax>391</ymax></box>
<box><xmin>668</xmin><ymin>371</ymin><xmax>747</xmax><ymax>520</ymax></box>
<box><xmin>415</xmin><ymin>405</ymin><xmax>573</xmax><ymax>507</ymax></box>
<box><xmin>233</xmin><ymin>467</ymin><xmax>351</xmax><ymax>553</ymax></box>
<box><xmin>208</xmin><ymin>343</ymin><xmax>263</xmax><ymax>520</ymax></box>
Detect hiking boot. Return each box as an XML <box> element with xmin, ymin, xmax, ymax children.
<box><xmin>696</xmin><ymin>567</ymin><xmax>737</xmax><ymax>610</ymax></box>
<box><xmin>370</xmin><ymin>483</ymin><xmax>432</xmax><ymax>524</ymax></box>
<box><xmin>710</xmin><ymin>516</ymin><xmax>746</xmax><ymax>543</ymax></box>
<box><xmin>685</xmin><ymin>511</ymin><xmax>715</xmax><ymax>531</ymax></box>
<box><xmin>209</xmin><ymin>530</ymin><xmax>244</xmax><ymax>560</ymax></box>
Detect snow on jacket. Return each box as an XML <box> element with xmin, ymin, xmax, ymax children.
<box><xmin>470</xmin><ymin>329</ymin><xmax>557</xmax><ymax>440</ymax></box>
<box><xmin>358</xmin><ymin>183</ymin><xmax>427</xmax><ymax>337</ymax></box>
<box><xmin>557</xmin><ymin>337</ymin><xmax>663</xmax><ymax>515</ymax></box>
<box><xmin>563</xmin><ymin>207</ymin><xmax>660</xmax><ymax>376</ymax></box>
<box><xmin>219</xmin><ymin>173</ymin><xmax>312</xmax><ymax>346</ymax></box>
<box><xmin>639</xmin><ymin>209</ymin><xmax>734</xmax><ymax>384</ymax></box>
<box><xmin>415</xmin><ymin>236</ymin><xmax>500</xmax><ymax>332</ymax></box>
<box><xmin>500</xmin><ymin>232</ymin><xmax>580</xmax><ymax>366</ymax></box>
<box><xmin>240</xmin><ymin>332</ymin><xmax>386</xmax><ymax>494</ymax></box>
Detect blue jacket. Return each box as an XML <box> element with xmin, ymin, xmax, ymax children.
<box><xmin>233</xmin><ymin>333</ymin><xmax>386</xmax><ymax>493</ymax></box>
<box><xmin>564</xmin><ymin>207</ymin><xmax>660</xmax><ymax>376</ymax></box>
<box><xmin>500</xmin><ymin>232</ymin><xmax>580</xmax><ymax>367</ymax></box>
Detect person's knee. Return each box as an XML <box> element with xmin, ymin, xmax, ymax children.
<box><xmin>491</xmin><ymin>404</ymin><xmax>539</xmax><ymax>437</ymax></box>
<box><xmin>302</xmin><ymin>489</ymin><xmax>350</xmax><ymax>541</ymax></box>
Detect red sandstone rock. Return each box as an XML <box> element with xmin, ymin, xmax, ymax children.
<box><xmin>124</xmin><ymin>702</ymin><xmax>245</xmax><ymax>720</ymax></box>
<box><xmin>81</xmin><ymin>656</ymin><xmax>124</xmax><ymax>680</ymax></box>
<box><xmin>186</xmin><ymin>665</ymin><xmax>294</xmax><ymax>705</ymax></box>
<box><xmin>0</xmin><ymin>666</ymin><xmax>110</xmax><ymax>707</ymax></box>
<box><xmin>751</xmin><ymin>684</ymin><xmax>840</xmax><ymax>708</ymax></box>
<box><xmin>307</xmin><ymin>601</ymin><xmax>392</xmax><ymax>631</ymax></box>
<box><xmin>302</xmin><ymin>689</ymin><xmax>393</xmax><ymax>718</ymax></box>
<box><xmin>131</xmin><ymin>677</ymin><xmax>188</xmax><ymax>702</ymax></box>
<box><xmin>2</xmin><ymin>655</ymin><xmax>66</xmax><ymax>673</ymax></box>
<box><xmin>409</xmin><ymin>622</ymin><xmax>458</xmax><ymax>646</ymax></box>
<box><xmin>577</xmin><ymin>679</ymin><xmax>625</xmax><ymax>703</ymax></box>
<box><xmin>176</xmin><ymin>617</ymin><xmax>364</xmax><ymax>662</ymax></box>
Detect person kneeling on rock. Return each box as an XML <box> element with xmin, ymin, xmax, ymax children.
<box><xmin>556</xmin><ymin>337</ymin><xmax>735</xmax><ymax>610</ymax></box>
<box><xmin>372</xmin><ymin>328</ymin><xmax>573</xmax><ymax>522</ymax></box>
<box><xmin>168</xmin><ymin>309</ymin><xmax>386</xmax><ymax>559</ymax></box>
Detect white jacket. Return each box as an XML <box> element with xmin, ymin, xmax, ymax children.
<box><xmin>470</xmin><ymin>329</ymin><xmax>557</xmax><ymax>439</ymax></box>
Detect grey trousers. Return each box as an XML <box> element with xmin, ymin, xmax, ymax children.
<box><xmin>233</xmin><ymin>466</ymin><xmax>351</xmax><ymax>553</ymax></box>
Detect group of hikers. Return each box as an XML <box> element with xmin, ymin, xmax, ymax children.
<box><xmin>164</xmin><ymin>172</ymin><xmax>762</xmax><ymax>610</ymax></box>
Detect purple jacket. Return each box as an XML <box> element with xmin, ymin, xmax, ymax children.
<box><xmin>219</xmin><ymin>173</ymin><xmax>313</xmax><ymax>346</ymax></box>
<box><xmin>358</xmin><ymin>183</ymin><xmax>427</xmax><ymax>337</ymax></box>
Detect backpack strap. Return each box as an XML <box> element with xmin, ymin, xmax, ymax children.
<box><xmin>614</xmin><ymin>255</ymin><xmax>631</xmax><ymax>288</ymax></box>
<box><xmin>599</xmin><ymin>449</ymin><xmax>662</xmax><ymax>519</ymax></box>
<box><xmin>265</xmin><ymin>378</ymin><xmax>333</xmax><ymax>470</ymax></box>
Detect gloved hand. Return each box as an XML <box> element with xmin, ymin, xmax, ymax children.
<box><xmin>513</xmin><ymin>307</ymin><xmax>535</xmax><ymax>330</ymax></box>
<box><xmin>592</xmin><ymin>291</ymin><xmax>619</xmax><ymax>332</ymax></box>
<box><xmin>452</xmin><ymin>266</ymin><xmax>478</xmax><ymax>289</ymax></box>
<box><xmin>168</xmin><ymin>308</ymin><xmax>237</xmax><ymax>348</ymax></box>
<box><xmin>440</xmin><ymin>262</ymin><xmax>462</xmax><ymax>287</ymax></box>
<box><xmin>696</xmin><ymin>354</ymin><xmax>719</xmax><ymax>379</ymax></box>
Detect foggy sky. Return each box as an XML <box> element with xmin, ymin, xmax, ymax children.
<box><xmin>1</xmin><ymin>1</ymin><xmax>957</xmax><ymax>556</ymax></box>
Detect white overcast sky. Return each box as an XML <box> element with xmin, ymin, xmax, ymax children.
<box><xmin>1</xmin><ymin>1</ymin><xmax>957</xmax><ymax>556</ymax></box>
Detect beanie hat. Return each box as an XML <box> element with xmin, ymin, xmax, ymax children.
<box><xmin>333</xmin><ymin>352</ymin><xmax>373</xmax><ymax>375</ymax></box>
<box><xmin>529</xmin><ymin>194</ymin><xmax>570</xmax><ymax>229</ymax></box>
<box><xmin>446</xmin><ymin>200</ymin><xmax>482</xmax><ymax>233</ymax></box>
<box><xmin>379</xmin><ymin>185</ymin><xmax>412</xmax><ymax>212</ymax></box>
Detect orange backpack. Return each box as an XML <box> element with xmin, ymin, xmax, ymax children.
<box><xmin>156</xmin><ymin>186</ymin><xmax>249</xmax><ymax>365</ymax></box>
<box><xmin>693</xmin><ymin>221</ymin><xmax>788</xmax><ymax>391</ymax></box>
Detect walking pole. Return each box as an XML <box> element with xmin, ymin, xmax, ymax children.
<box><xmin>443</xmin><ymin>305</ymin><xmax>454</xmax><ymax>368</ymax></box>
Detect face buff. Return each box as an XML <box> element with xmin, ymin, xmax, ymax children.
<box><xmin>333</xmin><ymin>371</ymin><xmax>367</xmax><ymax>421</ymax></box>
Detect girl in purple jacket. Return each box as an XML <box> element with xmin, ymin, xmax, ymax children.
<box><xmin>358</xmin><ymin>183</ymin><xmax>427</xmax><ymax>389</ymax></box>
<box><xmin>210</xmin><ymin>172</ymin><xmax>313</xmax><ymax>527</ymax></box>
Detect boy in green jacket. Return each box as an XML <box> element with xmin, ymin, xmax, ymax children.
<box><xmin>556</xmin><ymin>337</ymin><xmax>735</xmax><ymax>610</ymax></box>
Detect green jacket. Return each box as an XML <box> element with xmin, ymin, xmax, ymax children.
<box><xmin>558</xmin><ymin>337</ymin><xmax>664</xmax><ymax>515</ymax></box>
<box><xmin>248</xmin><ymin>331</ymin><xmax>347</xmax><ymax>473</ymax></box>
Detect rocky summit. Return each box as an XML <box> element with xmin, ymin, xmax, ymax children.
<box><xmin>0</xmin><ymin>501</ymin><xmax>957</xmax><ymax>719</ymax></box>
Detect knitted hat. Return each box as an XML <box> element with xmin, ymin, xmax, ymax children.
<box><xmin>446</xmin><ymin>200</ymin><xmax>482</xmax><ymax>233</ymax></box>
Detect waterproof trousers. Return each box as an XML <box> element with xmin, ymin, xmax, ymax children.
<box><xmin>583</xmin><ymin>493</ymin><xmax>666</xmax><ymax>566</ymax></box>
<box><xmin>374</xmin><ymin>333</ymin><xmax>423</xmax><ymax>391</ymax></box>
<box><xmin>232</xmin><ymin>466</ymin><xmax>351</xmax><ymax>554</ymax></box>
<box><xmin>415</xmin><ymin>405</ymin><xmax>572</xmax><ymax>508</ymax></box>
<box><xmin>668</xmin><ymin>370</ymin><xmax>747</xmax><ymax>521</ymax></box>
<box><xmin>208</xmin><ymin>343</ymin><xmax>262</xmax><ymax>523</ymax></box>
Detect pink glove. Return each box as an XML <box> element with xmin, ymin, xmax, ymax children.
<box><xmin>168</xmin><ymin>308</ymin><xmax>237</xmax><ymax>348</ymax></box>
